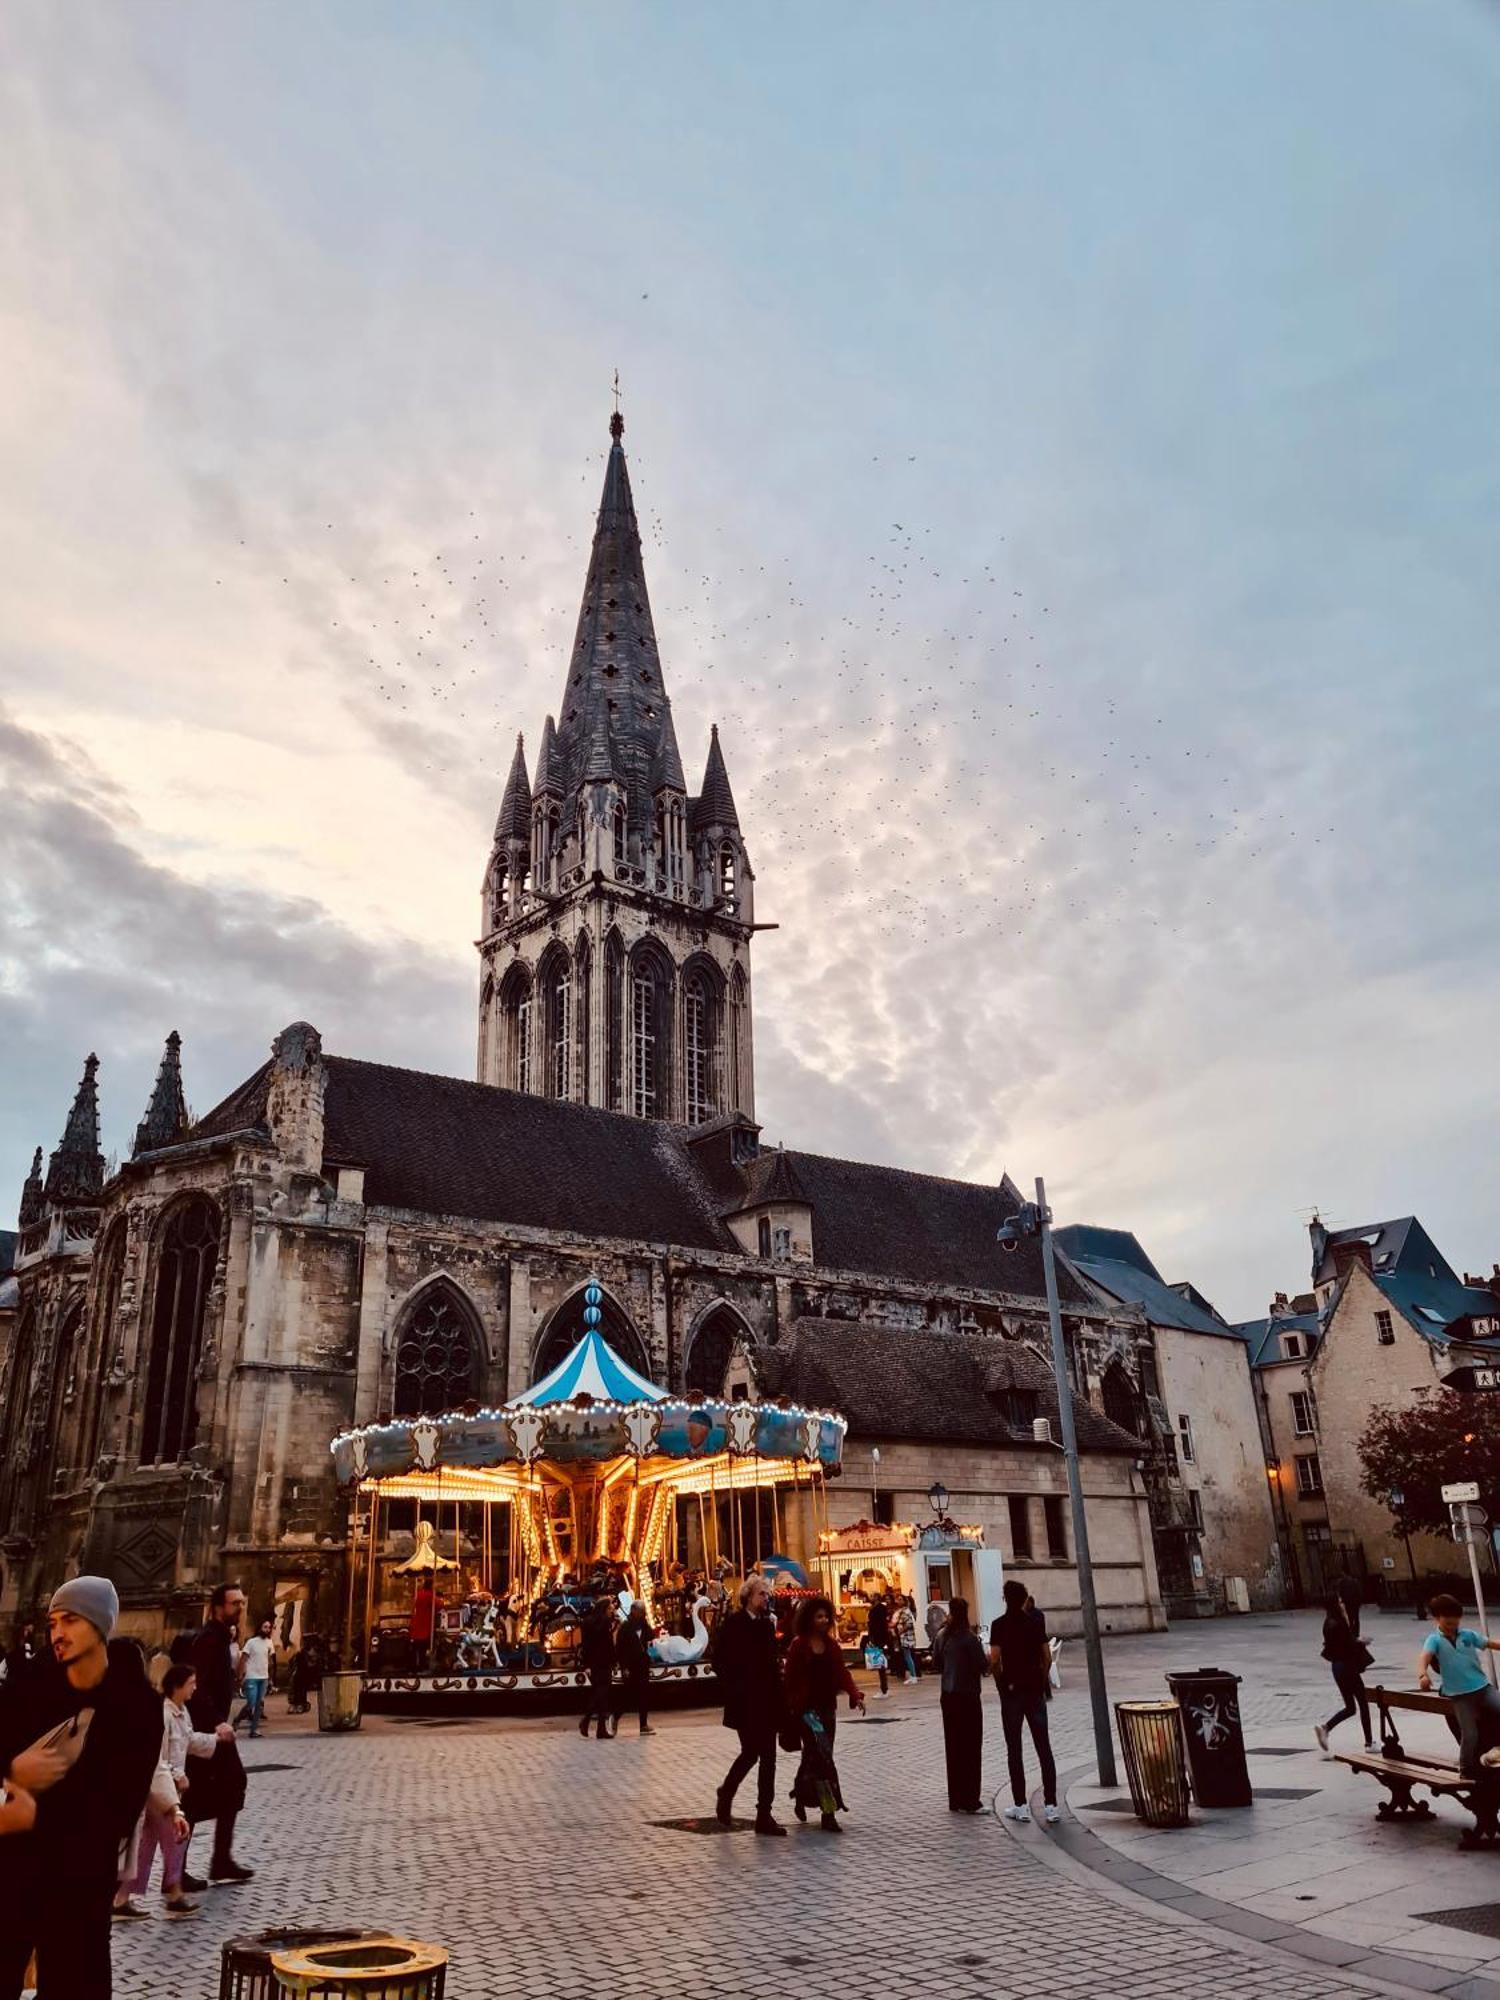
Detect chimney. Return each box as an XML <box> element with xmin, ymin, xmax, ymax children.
<box><xmin>266</xmin><ymin>1022</ymin><xmax>326</xmax><ymax>1175</ymax></box>
<box><xmin>1330</xmin><ymin>1238</ymin><xmax>1373</xmax><ymax>1282</ymax></box>
<box><xmin>1272</xmin><ymin>1291</ymin><xmax>1290</xmax><ymax>1312</ymax></box>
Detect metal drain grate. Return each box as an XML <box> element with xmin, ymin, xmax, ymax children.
<box><xmin>1414</xmin><ymin>1906</ymin><xmax>1500</xmax><ymax>1941</ymax></box>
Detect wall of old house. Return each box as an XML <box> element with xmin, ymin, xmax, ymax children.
<box><xmin>1153</xmin><ymin>1325</ymin><xmax>1281</xmax><ymax>1608</ymax></box>
<box><xmin>834</xmin><ymin>1437</ymin><xmax>1165</xmax><ymax>1635</ymax></box>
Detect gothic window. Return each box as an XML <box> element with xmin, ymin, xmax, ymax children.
<box><xmin>728</xmin><ymin>966</ymin><xmax>748</xmax><ymax>1111</ymax></box>
<box><xmin>532</xmin><ymin>1287</ymin><xmax>651</xmax><ymax>1381</ymax></box>
<box><xmin>612</xmin><ymin>803</ymin><xmax>628</xmax><ymax>869</ymax></box>
<box><xmin>82</xmin><ymin>1227</ymin><xmax>125</xmax><ymax>1469</ymax></box>
<box><xmin>605</xmin><ymin>932</ymin><xmax>625</xmax><ymax>1112</ymax></box>
<box><xmin>1100</xmin><ymin>1359</ymin><xmax>1143</xmax><ymax>1441</ymax></box>
<box><xmin>393</xmin><ymin>1286</ymin><xmax>480</xmax><ymax>1418</ymax></box>
<box><xmin>539</xmin><ymin>950</ymin><xmax>572</xmax><ymax>1100</ymax></box>
<box><xmin>488</xmin><ymin>861</ymin><xmax>507</xmax><ymax>930</ymax></box>
<box><xmin>684</xmin><ymin>966</ymin><xmax>721</xmax><ymax>1126</ymax></box>
<box><xmin>500</xmin><ymin>966</ymin><xmax>534</xmax><ymax>1092</ymax></box>
<box><xmin>0</xmin><ymin>1305</ymin><xmax>37</xmax><ymax>1509</ymax></box>
<box><xmin>141</xmin><ymin>1196</ymin><xmax>220</xmax><ymax>1465</ymax></box>
<box><xmin>685</xmin><ymin>1307</ymin><xmax>744</xmax><ymax>1398</ymax></box>
<box><xmin>517</xmin><ymin>991</ymin><xmax>533</xmax><ymax>1092</ymax></box>
<box><xmin>719</xmin><ymin>846</ymin><xmax>737</xmax><ymax>911</ymax></box>
<box><xmin>574</xmin><ymin>935</ymin><xmax>592</xmax><ymax>1100</ymax></box>
<box><xmin>631</xmin><ymin>966</ymin><xmax>657</xmax><ymax>1118</ymax></box>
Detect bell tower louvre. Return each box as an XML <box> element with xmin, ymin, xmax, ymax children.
<box><xmin>477</xmin><ymin>412</ymin><xmax>757</xmax><ymax>1126</ymax></box>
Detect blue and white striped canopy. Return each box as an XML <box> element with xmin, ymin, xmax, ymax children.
<box><xmin>517</xmin><ymin>1329</ymin><xmax>666</xmax><ymax>1407</ymax></box>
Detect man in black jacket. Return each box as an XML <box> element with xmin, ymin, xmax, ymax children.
<box><xmin>0</xmin><ymin>1576</ymin><xmax>161</xmax><ymax>1999</ymax></box>
<box><xmin>713</xmin><ymin>1575</ymin><xmax>785</xmax><ymax>1835</ymax></box>
<box><xmin>183</xmin><ymin>1582</ymin><xmax>254</xmax><ymax>1887</ymax></box>
<box><xmin>614</xmin><ymin>1602</ymin><xmax>656</xmax><ymax>1737</ymax></box>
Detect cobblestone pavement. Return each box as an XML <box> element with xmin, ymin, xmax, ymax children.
<box><xmin>110</xmin><ymin>1610</ymin><xmax>1420</xmax><ymax>2000</ymax></box>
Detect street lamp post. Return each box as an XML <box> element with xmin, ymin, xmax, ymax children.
<box><xmin>1388</xmin><ymin>1487</ymin><xmax>1422</xmax><ymax>1618</ymax></box>
<box><xmin>996</xmin><ymin>1176</ymin><xmax>1117</xmax><ymax>1789</ymax></box>
<box><xmin>928</xmin><ymin>1478</ymin><xmax>950</xmax><ymax>1519</ymax></box>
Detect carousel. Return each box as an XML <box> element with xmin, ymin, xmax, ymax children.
<box><xmin>332</xmin><ymin>1283</ymin><xmax>846</xmax><ymax>1711</ymax></box>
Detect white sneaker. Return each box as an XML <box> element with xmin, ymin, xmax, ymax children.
<box><xmin>1043</xmin><ymin>1804</ymin><xmax>1061</xmax><ymax>1824</ymax></box>
<box><xmin>875</xmin><ymin>1690</ymin><xmax>889</xmax><ymax>1699</ymax></box>
<box><xmin>1313</xmin><ymin>1724</ymin><xmax>1330</xmax><ymax>1756</ymax></box>
<box><xmin>1002</xmin><ymin>1803</ymin><xmax>1032</xmax><ymax>1824</ymax></box>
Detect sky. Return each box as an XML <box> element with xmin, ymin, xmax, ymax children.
<box><xmin>2</xmin><ymin>1</ymin><xmax>1497</xmax><ymax>1320</ymax></box>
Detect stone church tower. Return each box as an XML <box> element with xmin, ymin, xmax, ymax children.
<box><xmin>476</xmin><ymin>412</ymin><xmax>756</xmax><ymax>1125</ymax></box>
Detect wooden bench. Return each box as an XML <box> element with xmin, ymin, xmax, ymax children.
<box><xmin>1335</xmin><ymin>1685</ymin><xmax>1500</xmax><ymax>1849</ymax></box>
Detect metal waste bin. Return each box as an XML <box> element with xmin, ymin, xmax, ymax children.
<box><xmin>220</xmin><ymin>1929</ymin><xmax>387</xmax><ymax>2000</ymax></box>
<box><xmin>318</xmin><ymin>1669</ymin><xmax>364</xmax><ymax>1733</ymax></box>
<box><xmin>271</xmin><ymin>1935</ymin><xmax>447</xmax><ymax>1998</ymax></box>
<box><xmin>1115</xmin><ymin>1700</ymin><xmax>1191</xmax><ymax>1827</ymax></box>
<box><xmin>1166</xmin><ymin>1666</ymin><xmax>1252</xmax><ymax>1807</ymax></box>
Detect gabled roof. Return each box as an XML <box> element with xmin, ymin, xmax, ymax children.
<box><xmin>1068</xmin><ymin>1252</ymin><xmax>1235</xmax><ymax>1339</ymax></box>
<box><xmin>1313</xmin><ymin>1215</ymin><xmax>1437</xmax><ymax>1286</ymax></box>
<box><xmin>1053</xmin><ymin>1225</ymin><xmax>1162</xmax><ymax>1283</ymax></box>
<box><xmin>755</xmin><ymin>1320</ymin><xmax>1141</xmax><ymax>1453</ymax></box>
<box><xmin>1233</xmin><ymin>1311</ymin><xmax>1323</xmax><ymax>1370</ymax></box>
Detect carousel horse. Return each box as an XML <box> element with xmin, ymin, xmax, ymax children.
<box><xmin>454</xmin><ymin>1598</ymin><xmax>503</xmax><ymax>1673</ymax></box>
<box><xmin>648</xmin><ymin>1593</ymin><xmax>712</xmax><ymax>1666</ymax></box>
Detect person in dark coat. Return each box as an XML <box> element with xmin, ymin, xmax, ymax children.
<box><xmin>614</xmin><ymin>1604</ymin><xmax>656</xmax><ymax>1736</ymax></box>
<box><xmin>183</xmin><ymin>1583</ymin><xmax>253</xmax><ymax>1887</ymax></box>
<box><xmin>713</xmin><ymin>1575</ymin><xmax>786</xmax><ymax>1834</ymax></box>
<box><xmin>989</xmin><ymin>1579</ymin><xmax>1058</xmax><ymax>1824</ymax></box>
<box><xmin>935</xmin><ymin>1595</ymin><xmax>988</xmax><ymax>1813</ymax></box>
<box><xmin>577</xmin><ymin>1603</ymin><xmax>617</xmax><ymax>1740</ymax></box>
<box><xmin>865</xmin><ymin>1592</ymin><xmax>893</xmax><ymax>1698</ymax></box>
<box><xmin>1314</xmin><ymin>1591</ymin><xmax>1374</xmax><ymax>1754</ymax></box>
<box><xmin>0</xmin><ymin>1576</ymin><xmax>162</xmax><ymax>1999</ymax></box>
<box><xmin>783</xmin><ymin>1595</ymin><xmax>864</xmax><ymax>1830</ymax></box>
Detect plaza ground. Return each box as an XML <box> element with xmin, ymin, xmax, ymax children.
<box><xmin>112</xmin><ymin>1608</ymin><xmax>1500</xmax><ymax>2000</ymax></box>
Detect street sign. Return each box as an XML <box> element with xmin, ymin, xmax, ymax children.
<box><xmin>1478</xmin><ymin>1368</ymin><xmax>1500</xmax><ymax>1391</ymax></box>
<box><xmin>1443</xmin><ymin>1481</ymin><xmax>1482</xmax><ymax>1503</ymax></box>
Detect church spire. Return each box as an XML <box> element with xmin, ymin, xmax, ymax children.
<box><xmin>17</xmin><ymin>1146</ymin><xmax>43</xmax><ymax>1228</ymax></box>
<box><xmin>133</xmin><ymin>1031</ymin><xmax>188</xmax><ymax>1158</ymax></box>
<box><xmin>533</xmin><ymin>714</ymin><xmax>560</xmax><ymax>796</ymax></box>
<box><xmin>44</xmin><ymin>1053</ymin><xmax>104</xmax><ymax>1203</ymax></box>
<box><xmin>696</xmin><ymin>725</ymin><xmax>740</xmax><ymax>832</ymax></box>
<box><xmin>552</xmin><ymin>410</ymin><xmax>676</xmax><ymax>835</ymax></box>
<box><xmin>493</xmin><ymin>733</ymin><xmax>532</xmax><ymax>844</ymax></box>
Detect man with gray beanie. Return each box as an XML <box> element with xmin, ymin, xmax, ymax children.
<box><xmin>0</xmin><ymin>1576</ymin><xmax>161</xmax><ymax>1998</ymax></box>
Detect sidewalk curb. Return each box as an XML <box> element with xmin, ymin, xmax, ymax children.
<box><xmin>997</xmin><ymin>1762</ymin><xmax>1500</xmax><ymax>2000</ymax></box>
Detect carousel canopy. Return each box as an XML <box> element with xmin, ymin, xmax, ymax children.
<box><xmin>518</xmin><ymin>1329</ymin><xmax>666</xmax><ymax>1407</ymax></box>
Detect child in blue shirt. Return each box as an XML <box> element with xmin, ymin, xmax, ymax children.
<box><xmin>1419</xmin><ymin>1592</ymin><xmax>1500</xmax><ymax>1777</ymax></box>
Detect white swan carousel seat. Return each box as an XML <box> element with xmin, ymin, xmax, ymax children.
<box><xmin>649</xmin><ymin>1594</ymin><xmax>712</xmax><ymax>1666</ymax></box>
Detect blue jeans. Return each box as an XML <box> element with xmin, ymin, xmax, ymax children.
<box><xmin>900</xmin><ymin>1645</ymin><xmax>917</xmax><ymax>1680</ymax></box>
<box><xmin>242</xmin><ymin>1678</ymin><xmax>267</xmax><ymax>1734</ymax></box>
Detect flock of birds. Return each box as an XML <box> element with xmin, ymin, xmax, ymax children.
<box><xmin>237</xmin><ymin>439</ymin><xmax>1336</xmax><ymax>960</ymax></box>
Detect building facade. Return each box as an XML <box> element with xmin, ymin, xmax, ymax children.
<box><xmin>1</xmin><ymin>414</ymin><xmax>1176</xmax><ymax>1648</ymax></box>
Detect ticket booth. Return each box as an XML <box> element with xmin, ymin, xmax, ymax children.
<box><xmin>815</xmin><ymin>1520</ymin><xmax>1004</xmax><ymax>1649</ymax></box>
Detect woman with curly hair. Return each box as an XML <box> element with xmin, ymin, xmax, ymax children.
<box><xmin>783</xmin><ymin>1596</ymin><xmax>865</xmax><ymax>1831</ymax></box>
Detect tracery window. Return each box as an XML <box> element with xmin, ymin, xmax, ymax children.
<box><xmin>548</xmin><ymin>960</ymin><xmax>572</xmax><ymax>1099</ymax></box>
<box><xmin>532</xmin><ymin>1288</ymin><xmax>651</xmax><ymax>1381</ymax></box>
<box><xmin>612</xmin><ymin>804</ymin><xmax>628</xmax><ymax>869</ymax></box>
<box><xmin>684</xmin><ymin>969</ymin><xmax>719</xmax><ymax>1126</ymax></box>
<box><xmin>141</xmin><ymin>1196</ymin><xmax>220</xmax><ymax>1465</ymax></box>
<box><xmin>685</xmin><ymin>1307</ymin><xmax>743</xmax><ymax>1398</ymax></box>
<box><xmin>719</xmin><ymin>847</ymin><xmax>737</xmax><ymax>910</ymax></box>
<box><xmin>605</xmin><ymin>934</ymin><xmax>625</xmax><ymax>1111</ymax></box>
<box><xmin>631</xmin><ymin>966</ymin><xmax>657</xmax><ymax>1118</ymax></box>
<box><xmin>728</xmin><ymin>967</ymin><xmax>748</xmax><ymax>1112</ymax></box>
<box><xmin>516</xmin><ymin>990</ymin><xmax>533</xmax><ymax>1092</ymax></box>
<box><xmin>394</xmin><ymin>1287</ymin><xmax>478</xmax><ymax>1418</ymax></box>
<box><xmin>574</xmin><ymin>936</ymin><xmax>592</xmax><ymax>1100</ymax></box>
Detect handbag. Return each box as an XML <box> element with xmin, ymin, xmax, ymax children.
<box><xmin>1354</xmin><ymin>1641</ymin><xmax>1374</xmax><ymax>1673</ymax></box>
<box><xmin>863</xmin><ymin>1643</ymin><xmax>887</xmax><ymax>1671</ymax></box>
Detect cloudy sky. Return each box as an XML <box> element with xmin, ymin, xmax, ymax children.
<box><xmin>3</xmin><ymin>2</ymin><xmax>1497</xmax><ymax>1319</ymax></box>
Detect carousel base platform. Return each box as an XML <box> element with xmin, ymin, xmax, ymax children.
<box><xmin>361</xmin><ymin>1660</ymin><xmax>721</xmax><ymax>1717</ymax></box>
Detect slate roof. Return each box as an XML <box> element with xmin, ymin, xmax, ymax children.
<box><xmin>1053</xmin><ymin>1225</ymin><xmax>1161</xmax><ymax>1282</ymax></box>
<box><xmin>1067</xmin><ymin>1251</ymin><xmax>1236</xmax><ymax>1339</ymax></box>
<box><xmin>1312</xmin><ymin>1214</ymin><xmax>1497</xmax><ymax>1347</ymax></box>
<box><xmin>755</xmin><ymin>1319</ymin><xmax>1141</xmax><ymax>1453</ymax></box>
<box><xmin>693</xmin><ymin>725</ymin><xmax>739</xmax><ymax>832</ymax></box>
<box><xmin>1233</xmin><ymin>1311</ymin><xmax>1323</xmax><ymax>1370</ymax></box>
<box><xmin>186</xmin><ymin>1053</ymin><xmax>1090</xmax><ymax>1307</ymax></box>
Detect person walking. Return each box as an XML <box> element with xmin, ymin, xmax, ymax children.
<box><xmin>989</xmin><ymin>1578</ymin><xmax>1059</xmax><ymax>1824</ymax></box>
<box><xmin>713</xmin><ymin>1575</ymin><xmax>786</xmax><ymax>1835</ymax></box>
<box><xmin>894</xmin><ymin>1594</ymin><xmax>919</xmax><ymax>1684</ymax></box>
<box><xmin>934</xmin><ymin>1596</ymin><xmax>987</xmax><ymax>1812</ymax></box>
<box><xmin>614</xmin><ymin>1603</ymin><xmax>655</xmax><ymax>1737</ymax></box>
<box><xmin>1419</xmin><ymin>1593</ymin><xmax>1500</xmax><ymax>1778</ymax></box>
<box><xmin>784</xmin><ymin>1596</ymin><xmax>865</xmax><ymax>1831</ymax></box>
<box><xmin>238</xmin><ymin>1620</ymin><xmax>274</xmax><ymax>1739</ymax></box>
<box><xmin>0</xmin><ymin>1576</ymin><xmax>162</xmax><ymax>1998</ymax></box>
<box><xmin>578</xmin><ymin>1602</ymin><xmax>617</xmax><ymax>1740</ymax></box>
<box><xmin>1313</xmin><ymin>1591</ymin><xmax>1374</xmax><ymax>1755</ymax></box>
<box><xmin>865</xmin><ymin>1593</ymin><xmax>893</xmax><ymax>1698</ymax></box>
<box><xmin>182</xmin><ymin>1583</ymin><xmax>254</xmax><ymax>1889</ymax></box>
<box><xmin>115</xmin><ymin>1664</ymin><xmax>219</xmax><ymax>1919</ymax></box>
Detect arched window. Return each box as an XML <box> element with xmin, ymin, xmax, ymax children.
<box><xmin>82</xmin><ymin>1227</ymin><xmax>125</xmax><ymax>1470</ymax></box>
<box><xmin>728</xmin><ymin>966</ymin><xmax>748</xmax><ymax>1112</ymax></box>
<box><xmin>574</xmin><ymin>934</ymin><xmax>592</xmax><ymax>1101</ymax></box>
<box><xmin>685</xmin><ymin>1306</ymin><xmax>744</xmax><ymax>1397</ymax></box>
<box><xmin>612</xmin><ymin>803</ymin><xmax>628</xmax><ymax>869</ymax></box>
<box><xmin>545</xmin><ymin>955</ymin><xmax>572</xmax><ymax>1099</ymax></box>
<box><xmin>683</xmin><ymin>966</ymin><xmax>721</xmax><ymax>1126</ymax></box>
<box><xmin>393</xmin><ymin>1284</ymin><xmax>480</xmax><ymax>1417</ymax></box>
<box><xmin>487</xmin><ymin>859</ymin><xmax>507</xmax><ymax>931</ymax></box>
<box><xmin>719</xmin><ymin>846</ymin><xmax>738</xmax><ymax>911</ymax></box>
<box><xmin>532</xmin><ymin>1287</ymin><xmax>652</xmax><ymax>1381</ymax></box>
<box><xmin>0</xmin><ymin>1305</ymin><xmax>37</xmax><ymax>1510</ymax></box>
<box><xmin>500</xmin><ymin>966</ymin><xmax>534</xmax><ymax>1093</ymax></box>
<box><xmin>141</xmin><ymin>1196</ymin><xmax>220</xmax><ymax>1465</ymax></box>
<box><xmin>605</xmin><ymin>932</ymin><xmax>625</xmax><ymax>1111</ymax></box>
<box><xmin>1101</xmin><ymin>1359</ymin><xmax>1143</xmax><ymax>1440</ymax></box>
<box><xmin>629</xmin><ymin>948</ymin><xmax>673</xmax><ymax>1120</ymax></box>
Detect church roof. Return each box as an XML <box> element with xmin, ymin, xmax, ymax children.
<box><xmin>187</xmin><ymin>1053</ymin><xmax>1091</xmax><ymax>1307</ymax></box>
<box><xmin>493</xmin><ymin>734</ymin><xmax>532</xmax><ymax>844</ymax></box>
<box><xmin>755</xmin><ymin>1320</ymin><xmax>1140</xmax><ymax>1453</ymax></box>
<box><xmin>693</xmin><ymin>725</ymin><xmax>739</xmax><ymax>833</ymax></box>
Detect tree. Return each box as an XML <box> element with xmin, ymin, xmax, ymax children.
<box><xmin>1358</xmin><ymin>1389</ymin><xmax>1500</xmax><ymax>1536</ymax></box>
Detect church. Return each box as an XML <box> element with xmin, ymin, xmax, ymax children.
<box><xmin>1</xmin><ymin>412</ymin><xmax>1271</xmax><ymax>1651</ymax></box>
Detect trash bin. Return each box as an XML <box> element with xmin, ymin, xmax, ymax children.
<box><xmin>1115</xmin><ymin>1701</ymin><xmax>1191</xmax><ymax>1827</ymax></box>
<box><xmin>318</xmin><ymin>1669</ymin><xmax>364</xmax><ymax>1733</ymax></box>
<box><xmin>1165</xmin><ymin>1666</ymin><xmax>1252</xmax><ymax>1807</ymax></box>
<box><xmin>220</xmin><ymin>1929</ymin><xmax>388</xmax><ymax>2000</ymax></box>
<box><xmin>270</xmin><ymin>1935</ymin><xmax>448</xmax><ymax>1998</ymax></box>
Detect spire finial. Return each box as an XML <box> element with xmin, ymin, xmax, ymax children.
<box><xmin>610</xmin><ymin>369</ymin><xmax>623</xmax><ymax>441</ymax></box>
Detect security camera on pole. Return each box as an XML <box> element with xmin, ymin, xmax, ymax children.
<box><xmin>996</xmin><ymin>1177</ymin><xmax>1118</xmax><ymax>1788</ymax></box>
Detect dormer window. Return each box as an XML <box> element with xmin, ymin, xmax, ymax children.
<box><xmin>1282</xmin><ymin>1333</ymin><xmax>1303</xmax><ymax>1359</ymax></box>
